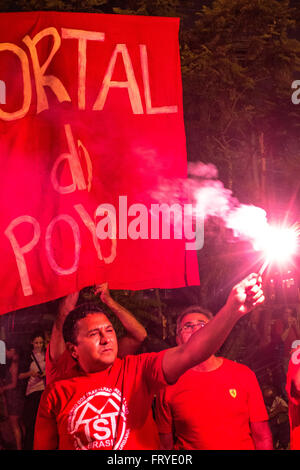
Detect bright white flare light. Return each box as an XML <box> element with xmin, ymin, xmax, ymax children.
<box><xmin>227</xmin><ymin>205</ymin><xmax>299</xmax><ymax>273</ymax></box>
<box><xmin>260</xmin><ymin>226</ymin><xmax>298</xmax><ymax>264</ymax></box>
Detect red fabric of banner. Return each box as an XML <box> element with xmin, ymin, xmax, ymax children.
<box><xmin>0</xmin><ymin>11</ymin><xmax>199</xmax><ymax>315</ymax></box>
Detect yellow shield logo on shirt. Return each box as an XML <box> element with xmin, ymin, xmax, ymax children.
<box><xmin>229</xmin><ymin>389</ymin><xmax>237</xmax><ymax>398</ymax></box>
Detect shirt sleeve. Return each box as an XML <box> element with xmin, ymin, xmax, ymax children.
<box><xmin>45</xmin><ymin>348</ymin><xmax>76</xmax><ymax>385</ymax></box>
<box><xmin>246</xmin><ymin>368</ymin><xmax>269</xmax><ymax>423</ymax></box>
<box><xmin>33</xmin><ymin>386</ymin><xmax>59</xmax><ymax>450</ymax></box>
<box><xmin>155</xmin><ymin>386</ymin><xmax>173</xmax><ymax>434</ymax></box>
<box><xmin>138</xmin><ymin>350</ymin><xmax>168</xmax><ymax>393</ymax></box>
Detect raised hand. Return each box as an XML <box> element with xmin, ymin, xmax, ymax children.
<box><xmin>94</xmin><ymin>282</ymin><xmax>112</xmax><ymax>305</ymax></box>
<box><xmin>225</xmin><ymin>273</ymin><xmax>265</xmax><ymax>316</ymax></box>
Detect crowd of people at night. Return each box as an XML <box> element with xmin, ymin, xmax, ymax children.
<box><xmin>0</xmin><ymin>277</ymin><xmax>299</xmax><ymax>451</ymax></box>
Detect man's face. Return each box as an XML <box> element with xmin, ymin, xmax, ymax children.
<box><xmin>177</xmin><ymin>312</ymin><xmax>209</xmax><ymax>345</ymax></box>
<box><xmin>69</xmin><ymin>313</ymin><xmax>118</xmax><ymax>373</ymax></box>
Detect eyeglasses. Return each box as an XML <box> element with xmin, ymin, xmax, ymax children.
<box><xmin>179</xmin><ymin>321</ymin><xmax>207</xmax><ymax>334</ymax></box>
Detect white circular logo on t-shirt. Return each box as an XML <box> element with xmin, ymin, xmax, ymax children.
<box><xmin>68</xmin><ymin>387</ymin><xmax>129</xmax><ymax>450</ymax></box>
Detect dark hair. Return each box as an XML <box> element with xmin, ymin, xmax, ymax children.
<box><xmin>62</xmin><ymin>303</ymin><xmax>107</xmax><ymax>345</ymax></box>
<box><xmin>30</xmin><ymin>330</ymin><xmax>45</xmax><ymax>343</ymax></box>
<box><xmin>176</xmin><ymin>305</ymin><xmax>213</xmax><ymax>334</ymax></box>
<box><xmin>262</xmin><ymin>383</ymin><xmax>279</xmax><ymax>397</ymax></box>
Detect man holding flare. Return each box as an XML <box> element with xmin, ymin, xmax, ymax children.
<box><xmin>34</xmin><ymin>273</ymin><xmax>264</xmax><ymax>450</ymax></box>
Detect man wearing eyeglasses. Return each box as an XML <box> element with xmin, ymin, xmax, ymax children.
<box><xmin>155</xmin><ymin>305</ymin><xmax>273</xmax><ymax>450</ymax></box>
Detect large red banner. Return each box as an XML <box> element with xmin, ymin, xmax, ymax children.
<box><xmin>0</xmin><ymin>11</ymin><xmax>199</xmax><ymax>315</ymax></box>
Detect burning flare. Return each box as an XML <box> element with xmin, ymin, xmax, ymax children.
<box><xmin>226</xmin><ymin>205</ymin><xmax>299</xmax><ymax>274</ymax></box>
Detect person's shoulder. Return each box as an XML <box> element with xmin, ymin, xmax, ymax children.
<box><xmin>222</xmin><ymin>358</ymin><xmax>256</xmax><ymax>376</ymax></box>
<box><xmin>44</xmin><ymin>372</ymin><xmax>84</xmax><ymax>395</ymax></box>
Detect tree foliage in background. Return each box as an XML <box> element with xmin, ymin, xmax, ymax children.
<box><xmin>0</xmin><ymin>0</ymin><xmax>111</xmax><ymax>12</ymax></box>
<box><xmin>180</xmin><ymin>1</ymin><xmax>300</xmax><ymax>205</ymax></box>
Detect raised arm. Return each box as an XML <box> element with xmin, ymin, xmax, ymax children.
<box><xmin>162</xmin><ymin>273</ymin><xmax>264</xmax><ymax>384</ymax></box>
<box><xmin>95</xmin><ymin>283</ymin><xmax>147</xmax><ymax>357</ymax></box>
<box><xmin>48</xmin><ymin>292</ymin><xmax>79</xmax><ymax>362</ymax></box>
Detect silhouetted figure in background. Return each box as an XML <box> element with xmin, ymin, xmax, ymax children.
<box><xmin>19</xmin><ymin>331</ymin><xmax>45</xmax><ymax>450</ymax></box>
<box><xmin>262</xmin><ymin>384</ymin><xmax>289</xmax><ymax>449</ymax></box>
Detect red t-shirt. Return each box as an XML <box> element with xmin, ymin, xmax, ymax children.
<box><xmin>45</xmin><ymin>346</ymin><xmax>161</xmax><ymax>449</ymax></box>
<box><xmin>155</xmin><ymin>358</ymin><xmax>268</xmax><ymax>450</ymax></box>
<box><xmin>286</xmin><ymin>347</ymin><xmax>300</xmax><ymax>450</ymax></box>
<box><xmin>35</xmin><ymin>351</ymin><xmax>166</xmax><ymax>450</ymax></box>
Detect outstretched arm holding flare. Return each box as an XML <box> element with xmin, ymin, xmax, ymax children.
<box><xmin>162</xmin><ymin>273</ymin><xmax>264</xmax><ymax>384</ymax></box>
